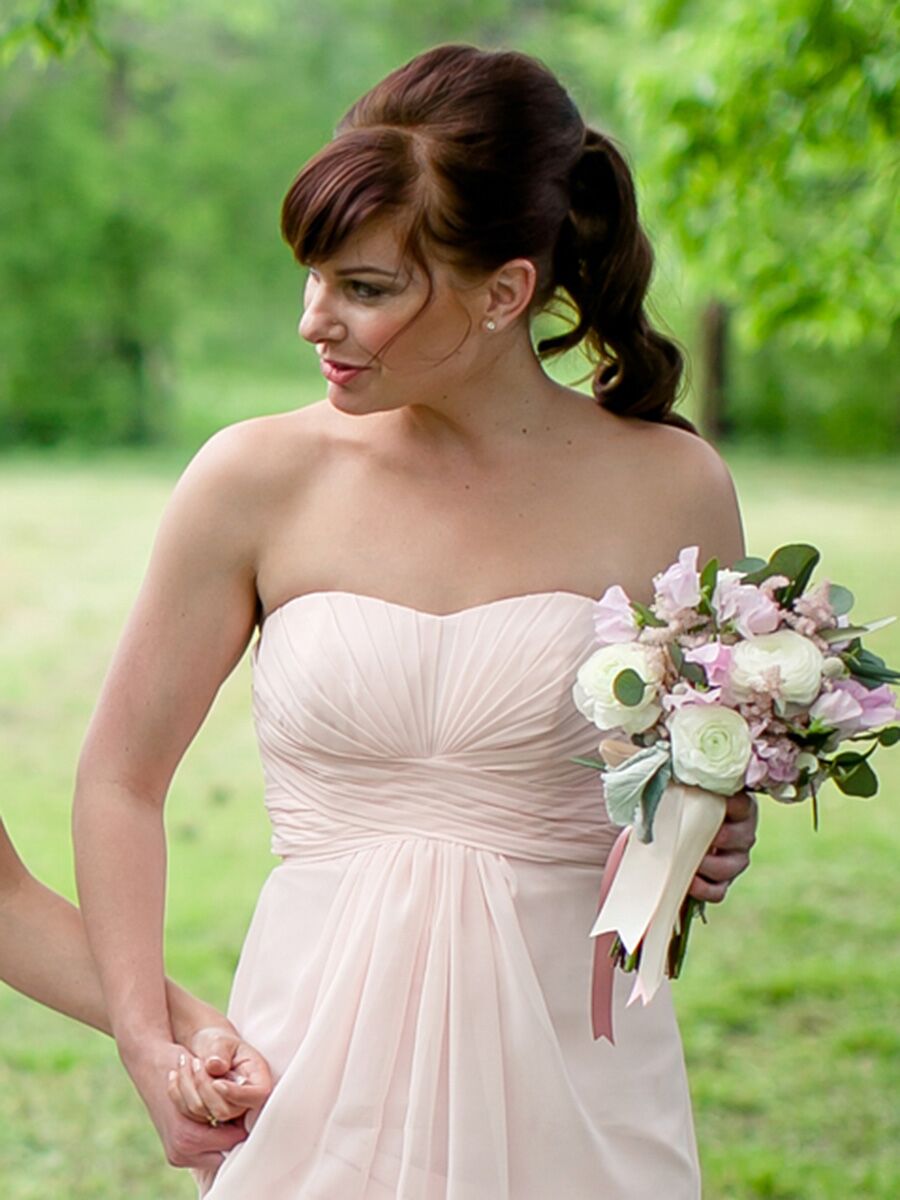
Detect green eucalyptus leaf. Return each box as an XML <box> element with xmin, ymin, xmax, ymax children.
<box><xmin>832</xmin><ymin>759</ymin><xmax>878</xmax><ymax>798</ymax></box>
<box><xmin>571</xmin><ymin>756</ymin><xmax>608</xmax><ymax>770</ymax></box>
<box><xmin>636</xmin><ymin>763</ymin><xmax>672</xmax><ymax>844</ymax></box>
<box><xmin>613</xmin><ymin>668</ymin><xmax>647</xmax><ymax>707</ymax></box>
<box><xmin>733</xmin><ymin>556</ymin><xmax>767</xmax><ymax>574</ymax></box>
<box><xmin>877</xmin><ymin>726</ymin><xmax>900</xmax><ymax>746</ymax></box>
<box><xmin>700</xmin><ymin>556</ymin><xmax>719</xmax><ymax>596</ymax></box>
<box><xmin>827</xmin><ymin>584</ymin><xmax>855</xmax><ymax>616</ymax></box>
<box><xmin>742</xmin><ymin>544</ymin><xmax>820</xmax><ymax>599</ymax></box>
<box><xmin>681</xmin><ymin>660</ymin><xmax>708</xmax><ymax>686</ymax></box>
<box><xmin>603</xmin><ymin>745</ymin><xmax>672</xmax><ymax>827</ymax></box>
<box><xmin>632</xmin><ymin>600</ymin><xmax>666</xmax><ymax>628</ymax></box>
<box><xmin>830</xmin><ymin>750</ymin><xmax>867</xmax><ymax>769</ymax></box>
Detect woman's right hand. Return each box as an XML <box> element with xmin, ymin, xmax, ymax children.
<box><xmin>124</xmin><ymin>1039</ymin><xmax>249</xmax><ymax>1169</ymax></box>
<box><xmin>167</xmin><ymin>1024</ymin><xmax>273</xmax><ymax>1126</ymax></box>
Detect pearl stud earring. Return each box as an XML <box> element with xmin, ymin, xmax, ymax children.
<box><xmin>484</xmin><ymin>319</ymin><xmax>497</xmax><ymax>332</ymax></box>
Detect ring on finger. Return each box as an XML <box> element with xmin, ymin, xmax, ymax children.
<box><xmin>207</xmin><ymin>1114</ymin><xmax>220</xmax><ymax>1127</ymax></box>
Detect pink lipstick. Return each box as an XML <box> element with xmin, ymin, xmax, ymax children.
<box><xmin>320</xmin><ymin>358</ymin><xmax>369</xmax><ymax>386</ymax></box>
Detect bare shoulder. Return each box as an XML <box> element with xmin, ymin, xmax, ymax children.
<box><xmin>572</xmin><ymin>408</ymin><xmax>745</xmax><ymax>569</ymax></box>
<box><xmin>627</xmin><ymin>420</ymin><xmax>745</xmax><ymax>565</ymax></box>
<box><xmin>178</xmin><ymin>401</ymin><xmax>333</xmax><ymax>502</ymax></box>
<box><xmin>165</xmin><ymin>402</ymin><xmax>335</xmax><ymax>542</ymax></box>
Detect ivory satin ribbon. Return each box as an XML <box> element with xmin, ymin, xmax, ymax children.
<box><xmin>590</xmin><ymin>783</ymin><xmax>726</xmax><ymax>1042</ymax></box>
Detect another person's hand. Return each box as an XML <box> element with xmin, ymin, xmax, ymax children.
<box><xmin>168</xmin><ymin>1025</ymin><xmax>273</xmax><ymax>1126</ymax></box>
<box><xmin>124</xmin><ymin>1039</ymin><xmax>248</xmax><ymax>1169</ymax></box>
<box><xmin>689</xmin><ymin>790</ymin><xmax>758</xmax><ymax>903</ymax></box>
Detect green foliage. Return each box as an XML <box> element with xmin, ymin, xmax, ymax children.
<box><xmin>569</xmin><ymin>0</ymin><xmax>898</xmax><ymax>348</ymax></box>
<box><xmin>546</xmin><ymin>0</ymin><xmax>899</xmax><ymax>450</ymax></box>
<box><xmin>612</xmin><ymin>667</ymin><xmax>646</xmax><ymax>705</ymax></box>
<box><xmin>1</xmin><ymin>0</ymin><xmax>100</xmax><ymax>62</ymax></box>
<box><xmin>742</xmin><ymin>542</ymin><xmax>820</xmax><ymax>601</ymax></box>
<box><xmin>827</xmin><ymin>583</ymin><xmax>854</xmax><ymax>616</ymax></box>
<box><xmin>0</xmin><ymin>0</ymin><xmax>529</xmax><ymax>446</ymax></box>
<box><xmin>829</xmin><ymin>750</ymin><xmax>878</xmax><ymax>797</ymax></box>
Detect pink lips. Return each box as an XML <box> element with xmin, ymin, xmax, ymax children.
<box><xmin>320</xmin><ymin>358</ymin><xmax>369</xmax><ymax>386</ymax></box>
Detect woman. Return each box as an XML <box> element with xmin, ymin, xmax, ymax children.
<box><xmin>0</xmin><ymin>818</ymin><xmax>272</xmax><ymax>1171</ymax></box>
<box><xmin>74</xmin><ymin>45</ymin><xmax>758</xmax><ymax>1197</ymax></box>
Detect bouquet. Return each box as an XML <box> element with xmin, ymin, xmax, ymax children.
<box><xmin>573</xmin><ymin>543</ymin><xmax>899</xmax><ymax>1041</ymax></box>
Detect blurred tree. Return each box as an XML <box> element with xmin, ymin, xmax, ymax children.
<box><xmin>548</xmin><ymin>0</ymin><xmax>898</xmax><ymax>447</ymax></box>
<box><xmin>0</xmin><ymin>0</ymin><xmax>533</xmax><ymax>446</ymax></box>
<box><xmin>1</xmin><ymin>0</ymin><xmax>100</xmax><ymax>61</ymax></box>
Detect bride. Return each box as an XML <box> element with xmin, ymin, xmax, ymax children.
<box><xmin>74</xmin><ymin>44</ymin><xmax>757</xmax><ymax>1197</ymax></box>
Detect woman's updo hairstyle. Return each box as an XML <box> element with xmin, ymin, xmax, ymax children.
<box><xmin>282</xmin><ymin>44</ymin><xmax>688</xmax><ymax>428</ymax></box>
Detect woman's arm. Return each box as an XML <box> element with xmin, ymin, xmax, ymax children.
<box><xmin>72</xmin><ymin>428</ymin><xmax>265</xmax><ymax>1167</ymax></box>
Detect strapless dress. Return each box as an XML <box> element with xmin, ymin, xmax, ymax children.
<box><xmin>198</xmin><ymin>591</ymin><xmax>700</xmax><ymax>1199</ymax></box>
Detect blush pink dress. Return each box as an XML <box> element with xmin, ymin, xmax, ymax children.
<box><xmin>198</xmin><ymin>591</ymin><xmax>700</xmax><ymax>1199</ymax></box>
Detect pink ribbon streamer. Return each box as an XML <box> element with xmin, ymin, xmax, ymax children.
<box><xmin>590</xmin><ymin>826</ymin><xmax>632</xmax><ymax>1043</ymax></box>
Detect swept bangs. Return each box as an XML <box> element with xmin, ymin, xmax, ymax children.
<box><xmin>281</xmin><ymin>128</ymin><xmax>426</xmax><ymax>266</ymax></box>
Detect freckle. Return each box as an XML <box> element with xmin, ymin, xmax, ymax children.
<box><xmin>464</xmin><ymin>483</ymin><xmax>470</xmax><ymax>490</ymax></box>
<box><xmin>521</xmin><ymin>427</ymin><xmax>528</xmax><ymax>434</ymax></box>
<box><xmin>566</xmin><ymin>439</ymin><xmax>573</xmax><ymax>446</ymax></box>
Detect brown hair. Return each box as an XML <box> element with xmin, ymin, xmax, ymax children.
<box><xmin>281</xmin><ymin>44</ymin><xmax>688</xmax><ymax>428</ymax></box>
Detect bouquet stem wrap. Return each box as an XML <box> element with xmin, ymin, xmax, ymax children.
<box><xmin>590</xmin><ymin>783</ymin><xmax>726</xmax><ymax>1042</ymax></box>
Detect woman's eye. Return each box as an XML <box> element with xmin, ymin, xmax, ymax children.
<box><xmin>349</xmin><ymin>280</ymin><xmax>385</xmax><ymax>300</ymax></box>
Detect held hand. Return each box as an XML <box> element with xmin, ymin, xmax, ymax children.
<box><xmin>124</xmin><ymin>1039</ymin><xmax>248</xmax><ymax>1170</ymax></box>
<box><xmin>689</xmin><ymin>790</ymin><xmax>758</xmax><ymax>903</ymax></box>
<box><xmin>168</xmin><ymin>1025</ymin><xmax>273</xmax><ymax>1125</ymax></box>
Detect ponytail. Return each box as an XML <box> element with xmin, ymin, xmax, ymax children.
<box><xmin>539</xmin><ymin>129</ymin><xmax>692</xmax><ymax>432</ymax></box>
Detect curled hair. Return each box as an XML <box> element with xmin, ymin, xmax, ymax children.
<box><xmin>281</xmin><ymin>45</ymin><xmax>689</xmax><ymax>429</ymax></box>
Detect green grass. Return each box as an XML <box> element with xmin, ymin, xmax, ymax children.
<box><xmin>0</xmin><ymin>442</ymin><xmax>898</xmax><ymax>1198</ymax></box>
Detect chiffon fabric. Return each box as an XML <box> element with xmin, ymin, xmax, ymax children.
<box><xmin>198</xmin><ymin>591</ymin><xmax>700</xmax><ymax>1199</ymax></box>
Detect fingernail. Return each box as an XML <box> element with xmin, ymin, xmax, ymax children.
<box><xmin>178</xmin><ymin>1053</ymin><xmax>186</xmax><ymax>1067</ymax></box>
<box><xmin>193</xmin><ymin>1057</ymin><xmax>201</xmax><ymax>1072</ymax></box>
<box><xmin>167</xmin><ymin>1070</ymin><xmax>176</xmax><ymax>1082</ymax></box>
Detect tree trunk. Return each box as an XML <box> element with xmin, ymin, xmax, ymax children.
<box><xmin>699</xmin><ymin>301</ymin><xmax>730</xmax><ymax>442</ymax></box>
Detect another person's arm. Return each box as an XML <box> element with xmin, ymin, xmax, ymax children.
<box><xmin>0</xmin><ymin>819</ymin><xmax>271</xmax><ymax>1126</ymax></box>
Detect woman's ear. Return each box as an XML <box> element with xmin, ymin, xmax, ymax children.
<box><xmin>482</xmin><ymin>258</ymin><xmax>537</xmax><ymax>331</ymax></box>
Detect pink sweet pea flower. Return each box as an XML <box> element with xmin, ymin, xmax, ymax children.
<box><xmin>662</xmin><ymin>683</ymin><xmax>723</xmax><ymax>712</ymax></box>
<box><xmin>683</xmin><ymin>641</ymin><xmax>734</xmax><ymax>688</ymax></box>
<box><xmin>592</xmin><ymin>584</ymin><xmax>638</xmax><ymax>645</ymax></box>
<box><xmin>653</xmin><ymin>546</ymin><xmax>701</xmax><ymax>619</ymax></box>
<box><xmin>746</xmin><ymin>751</ymin><xmax>770</xmax><ymax>788</ymax></box>
<box><xmin>713</xmin><ymin>571</ymin><xmax>781</xmax><ymax>637</ymax></box>
<box><xmin>832</xmin><ymin>679</ymin><xmax>899</xmax><ymax>730</ymax></box>
<box><xmin>809</xmin><ymin>687</ymin><xmax>865</xmax><ymax>736</ymax></box>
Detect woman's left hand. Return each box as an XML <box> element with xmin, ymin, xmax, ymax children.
<box><xmin>689</xmin><ymin>790</ymin><xmax>758</xmax><ymax>903</ymax></box>
<box><xmin>168</xmin><ymin>1026</ymin><xmax>273</xmax><ymax>1126</ymax></box>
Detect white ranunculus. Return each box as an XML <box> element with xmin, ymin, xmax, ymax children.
<box><xmin>728</xmin><ymin>628</ymin><xmax>824</xmax><ymax>706</ymax></box>
<box><xmin>669</xmin><ymin>703</ymin><xmax>753</xmax><ymax>795</ymax></box>
<box><xmin>573</xmin><ymin>642</ymin><xmax>665</xmax><ymax>735</ymax></box>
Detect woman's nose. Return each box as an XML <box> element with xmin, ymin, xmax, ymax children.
<box><xmin>298</xmin><ymin>292</ymin><xmax>344</xmax><ymax>345</ymax></box>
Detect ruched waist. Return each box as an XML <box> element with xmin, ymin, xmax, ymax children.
<box><xmin>264</xmin><ymin>780</ymin><xmax>614</xmax><ymax>868</ymax></box>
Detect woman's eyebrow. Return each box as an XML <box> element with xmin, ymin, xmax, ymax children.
<box><xmin>334</xmin><ymin>265</ymin><xmax>401</xmax><ymax>277</ymax></box>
